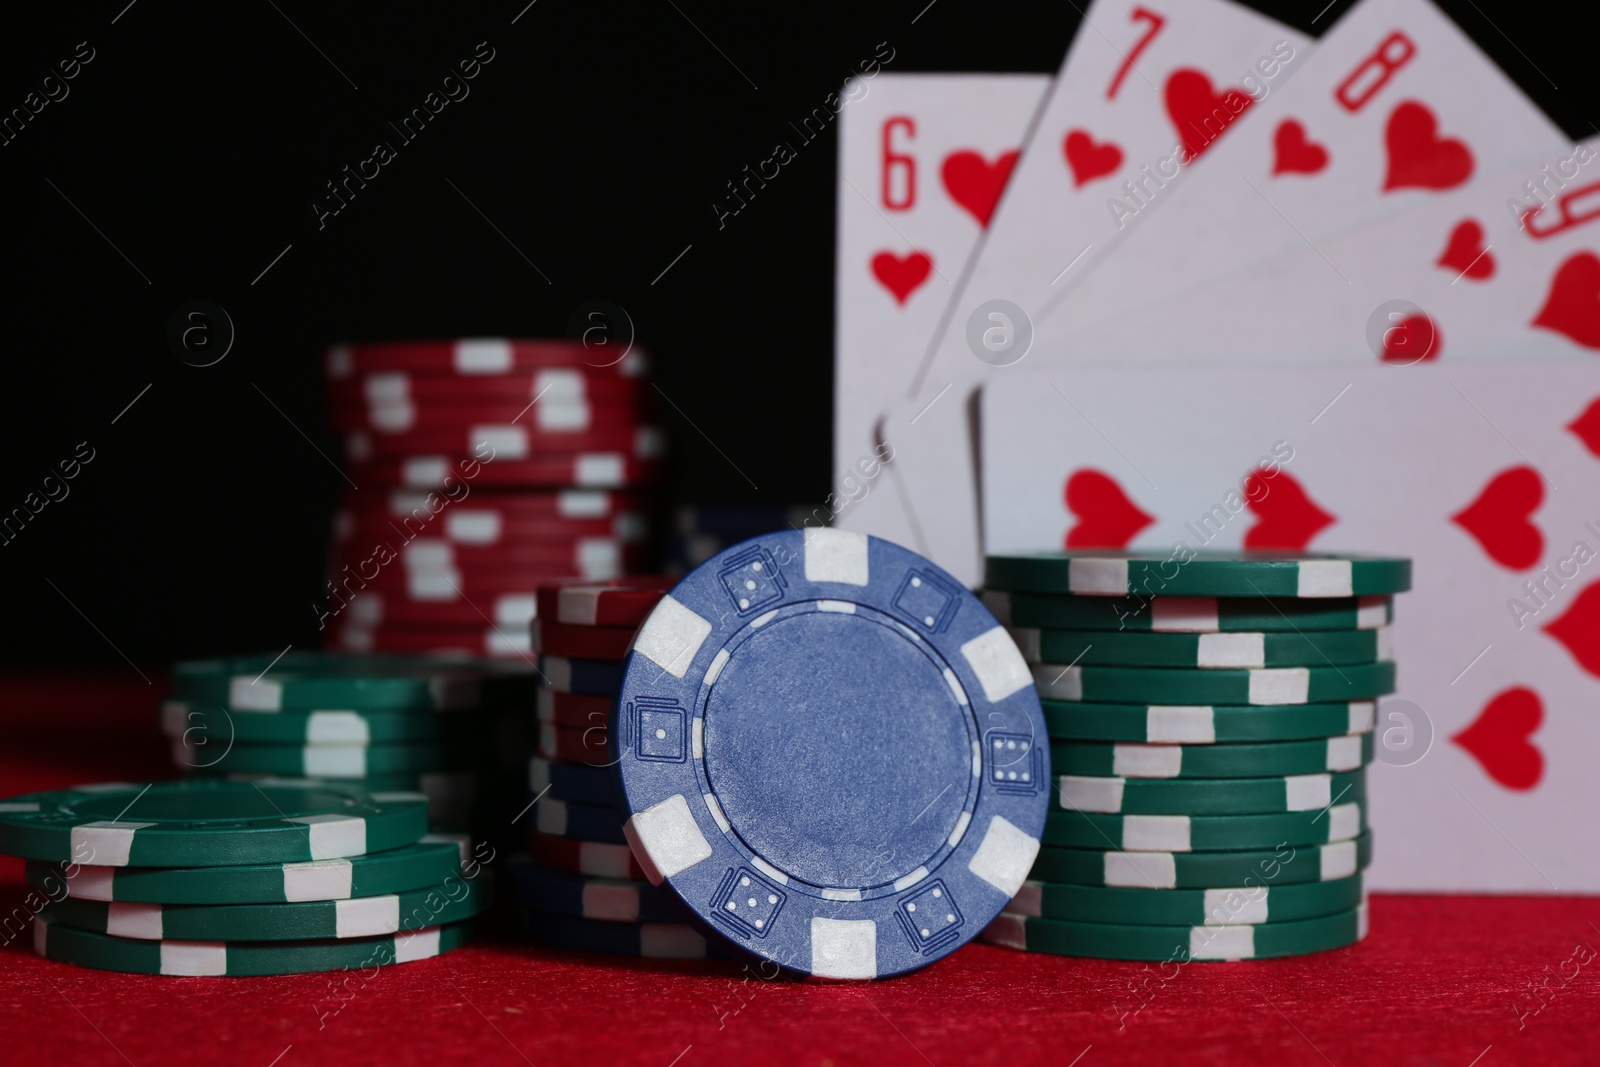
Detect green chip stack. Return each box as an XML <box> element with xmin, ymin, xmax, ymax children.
<box><xmin>978</xmin><ymin>550</ymin><xmax>1411</xmax><ymax>962</ymax></box>
<box><xmin>163</xmin><ymin>652</ymin><xmax>535</xmax><ymax>835</ymax></box>
<box><xmin>0</xmin><ymin>779</ymin><xmax>488</xmax><ymax>976</ymax></box>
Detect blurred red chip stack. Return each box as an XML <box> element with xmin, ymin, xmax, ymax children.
<box><xmin>321</xmin><ymin>338</ymin><xmax>662</xmax><ymax>657</ymax></box>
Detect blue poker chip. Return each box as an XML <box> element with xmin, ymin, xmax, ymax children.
<box><xmin>533</xmin><ymin>796</ymin><xmax>626</xmax><ymax>844</ymax></box>
<box><xmin>540</xmin><ymin>656</ymin><xmax>625</xmax><ymax>697</ymax></box>
<box><xmin>528</xmin><ymin>755</ymin><xmax>618</xmax><ymax>806</ymax></box>
<box><xmin>505</xmin><ymin>855</ymin><xmax>687</xmax><ymax>922</ymax></box>
<box><xmin>612</xmin><ymin>528</ymin><xmax>1049</xmax><ymax>978</ymax></box>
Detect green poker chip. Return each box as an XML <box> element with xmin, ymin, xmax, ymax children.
<box><xmin>1053</xmin><ymin>769</ymin><xmax>1366</xmax><ymax>815</ymax></box>
<box><xmin>161</xmin><ymin>700</ymin><xmax>499</xmax><ymax>746</ymax></box>
<box><xmin>1031</xmin><ymin>830</ymin><xmax>1373</xmax><ymax>888</ymax></box>
<box><xmin>1032</xmin><ymin>660</ymin><xmax>1396</xmax><ymax>705</ymax></box>
<box><xmin>170</xmin><ymin>653</ymin><xmax>534</xmax><ymax>712</ymax></box>
<box><xmin>1009</xmin><ymin>625</ymin><xmax>1392</xmax><ymax>668</ymax></box>
<box><xmin>179</xmin><ymin>739</ymin><xmax>495</xmax><ymax>778</ymax></box>
<box><xmin>1043</xmin><ymin>802</ymin><xmax>1366</xmax><ymax>851</ymax></box>
<box><xmin>44</xmin><ymin>872</ymin><xmax>491</xmax><ymax>941</ymax></box>
<box><xmin>1043</xmin><ymin>700</ymin><xmax>1376</xmax><ymax>743</ymax></box>
<box><xmin>1008</xmin><ymin>872</ymin><xmax>1365</xmax><ymax>925</ymax></box>
<box><xmin>0</xmin><ymin>780</ymin><xmax>427</xmax><ymax>867</ymax></box>
<box><xmin>33</xmin><ymin>912</ymin><xmax>474</xmax><ymax>976</ymax></box>
<box><xmin>1052</xmin><ymin>735</ymin><xmax>1374</xmax><ymax>778</ymax></box>
<box><xmin>984</xmin><ymin>552</ymin><xmax>1411</xmax><ymax>598</ymax></box>
<box><xmin>984</xmin><ymin>903</ymin><xmax>1368</xmax><ymax>961</ymax></box>
<box><xmin>983</xmin><ymin>591</ymin><xmax>1394</xmax><ymax>633</ymax></box>
<box><xmin>24</xmin><ymin>835</ymin><xmax>476</xmax><ymax>904</ymax></box>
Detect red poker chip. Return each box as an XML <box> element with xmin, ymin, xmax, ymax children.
<box><xmin>530</xmin><ymin>619</ymin><xmax>635</xmax><ymax>661</ymax></box>
<box><xmin>536</xmin><ymin>720</ymin><xmax>609</xmax><ymax>763</ymax></box>
<box><xmin>331</xmin><ymin>624</ymin><xmax>530</xmax><ymax>658</ymax></box>
<box><xmin>326</xmin><ymin>339</ymin><xmax>649</xmax><ymax>380</ymax></box>
<box><xmin>534</xmin><ymin>577</ymin><xmax>674</xmax><ymax>627</ymax></box>
<box><xmin>340</xmin><ymin>488</ymin><xmax>651</xmax><ymax>524</ymax></box>
<box><xmin>336</xmin><ymin>511</ymin><xmax>649</xmax><ymax>549</ymax></box>
<box><xmin>535</xmin><ymin>687</ymin><xmax>613</xmax><ymax>729</ymax></box>
<box><xmin>347</xmin><ymin>565</ymin><xmax>602</xmax><ymax>604</ymax></box>
<box><xmin>349</xmin><ymin>454</ymin><xmax>663</xmax><ymax>490</ymax></box>
<box><xmin>338</xmin><ymin>590</ymin><xmax>538</xmax><ymax>629</ymax></box>
<box><xmin>383</xmin><ymin>541</ymin><xmax>652</xmax><ymax>575</ymax></box>
<box><xmin>329</xmin><ymin>393</ymin><xmax>654</xmax><ymax>435</ymax></box>
<box><xmin>344</xmin><ymin>424</ymin><xmax>663</xmax><ymax>464</ymax></box>
<box><xmin>330</xmin><ymin>369</ymin><xmax>648</xmax><ymax>409</ymax></box>
<box><xmin>526</xmin><ymin>829</ymin><xmax>644</xmax><ymax>880</ymax></box>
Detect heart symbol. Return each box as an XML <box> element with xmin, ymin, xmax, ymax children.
<box><xmin>1544</xmin><ymin>579</ymin><xmax>1600</xmax><ymax>680</ymax></box>
<box><xmin>1271</xmin><ymin>120</ymin><xmax>1328</xmax><ymax>176</ymax></box>
<box><xmin>1450</xmin><ymin>466</ymin><xmax>1544</xmax><ymax>570</ymax></box>
<box><xmin>1242</xmin><ymin>470</ymin><xmax>1334</xmax><ymax>550</ymax></box>
<box><xmin>1435</xmin><ymin>219</ymin><xmax>1495</xmax><ymax>280</ymax></box>
<box><xmin>1532</xmin><ymin>252</ymin><xmax>1600</xmax><ymax>350</ymax></box>
<box><xmin>941</xmin><ymin>149</ymin><xmax>1019</xmax><ymax>228</ymax></box>
<box><xmin>1451</xmin><ymin>687</ymin><xmax>1544</xmax><ymax>791</ymax></box>
<box><xmin>1063</xmin><ymin>130</ymin><xmax>1124</xmax><ymax>188</ymax></box>
<box><xmin>870</xmin><ymin>250</ymin><xmax>933</xmax><ymax>306</ymax></box>
<box><xmin>1379</xmin><ymin>313</ymin><xmax>1441</xmax><ymax>363</ymax></box>
<box><xmin>1063</xmin><ymin>469</ymin><xmax>1154</xmax><ymax>549</ymax></box>
<box><xmin>1566</xmin><ymin>396</ymin><xmax>1600</xmax><ymax>459</ymax></box>
<box><xmin>1165</xmin><ymin>68</ymin><xmax>1253</xmax><ymax>163</ymax></box>
<box><xmin>1382</xmin><ymin>101</ymin><xmax>1473</xmax><ymax>192</ymax></box>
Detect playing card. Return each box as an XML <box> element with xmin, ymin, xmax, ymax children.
<box><xmin>983</xmin><ymin>362</ymin><xmax>1600</xmax><ymax>891</ymax></box>
<box><xmin>833</xmin><ymin>73</ymin><xmax>1049</xmax><ymax>543</ymax></box>
<box><xmin>1044</xmin><ymin>0</ymin><xmax>1567</xmax><ymax>338</ymax></box>
<box><xmin>1032</xmin><ymin>137</ymin><xmax>1600</xmax><ymax>364</ymax></box>
<box><xmin>884</xmin><ymin>0</ymin><xmax>1312</xmax><ymax>584</ymax></box>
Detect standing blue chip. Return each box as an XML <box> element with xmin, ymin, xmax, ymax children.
<box><xmin>612</xmin><ymin>528</ymin><xmax>1048</xmax><ymax>978</ymax></box>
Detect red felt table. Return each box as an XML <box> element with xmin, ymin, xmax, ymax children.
<box><xmin>1</xmin><ymin>672</ymin><xmax>1594</xmax><ymax>1067</ymax></box>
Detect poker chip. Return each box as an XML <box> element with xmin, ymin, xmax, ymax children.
<box><xmin>44</xmin><ymin>872</ymin><xmax>491</xmax><ymax>941</ymax></box>
<box><xmin>983</xmin><ymin>903</ymin><xmax>1368</xmax><ymax>961</ymax></box>
<box><xmin>540</xmin><ymin>655</ymin><xmax>624</xmax><ymax>696</ymax></box>
<box><xmin>330</xmin><ymin>369</ymin><xmax>647</xmax><ymax>409</ymax></box>
<box><xmin>343</xmin><ymin>592</ymin><xmax>538</xmax><ymax>630</ymax></box>
<box><xmin>345</xmin><ymin>425</ymin><xmax>663</xmax><ymax>464</ymax></box>
<box><xmin>983</xmin><ymin>591</ymin><xmax>1393</xmax><ymax>632</ymax></box>
<box><xmin>614</xmin><ymin>528</ymin><xmax>1048</xmax><ymax>979</ymax></box>
<box><xmin>333</xmin><ymin>625</ymin><xmax>531</xmax><ymax>659</ymax></box>
<box><xmin>534</xmin><ymin>797</ymin><xmax>626</xmax><ymax>845</ymax></box>
<box><xmin>505</xmin><ymin>855</ymin><xmax>686</xmax><ymax>923</ymax></box>
<box><xmin>1043</xmin><ymin>700</ymin><xmax>1376</xmax><ymax>743</ymax></box>
<box><xmin>1009</xmin><ymin>625</ymin><xmax>1393</xmax><ymax>668</ymax></box>
<box><xmin>333</xmin><ymin>395</ymin><xmax>657</xmax><ymax>436</ymax></box>
<box><xmin>1052</xmin><ymin>735</ymin><xmax>1374</xmax><ymax>778</ymax></box>
<box><xmin>527</xmin><ymin>829</ymin><xmax>646</xmax><ymax>880</ymax></box>
<box><xmin>337</xmin><ymin>510</ymin><xmax>648</xmax><ymax>548</ymax></box>
<box><xmin>351</xmin><ymin>489</ymin><xmax>648</xmax><ymax>526</ymax></box>
<box><xmin>1007</xmin><ymin>872</ymin><xmax>1366</xmax><ymax>926</ymax></box>
<box><xmin>0</xmin><ymin>780</ymin><xmax>428</xmax><ymax>867</ymax></box>
<box><xmin>534</xmin><ymin>576</ymin><xmax>674</xmax><ymax>626</ymax></box>
<box><xmin>325</xmin><ymin>339</ymin><xmax>649</xmax><ymax>378</ymax></box>
<box><xmin>178</xmin><ymin>739</ymin><xmax>496</xmax><ymax>779</ymax></box>
<box><xmin>1031</xmin><ymin>831</ymin><xmax>1373</xmax><ymax>888</ymax></box>
<box><xmin>1043</xmin><ymin>803</ymin><xmax>1365</xmax><ymax>851</ymax></box>
<box><xmin>1031</xmin><ymin>660</ymin><xmax>1397</xmax><ymax>705</ymax></box>
<box><xmin>535</xmin><ymin>721</ymin><xmax>608</xmax><ymax>763</ymax></box>
<box><xmin>170</xmin><ymin>653</ymin><xmax>533</xmax><ymax>712</ymax></box>
<box><xmin>521</xmin><ymin>910</ymin><xmax>720</xmax><ymax>959</ymax></box>
<box><xmin>160</xmin><ymin>700</ymin><xmax>498</xmax><ymax>746</ymax></box>
<box><xmin>33</xmin><ymin>912</ymin><xmax>473</xmax><ymax>976</ymax></box>
<box><xmin>984</xmin><ymin>552</ymin><xmax>1412</xmax><ymax>598</ymax></box>
<box><xmin>534</xmin><ymin>688</ymin><xmax>612</xmax><ymax>730</ymax></box>
<box><xmin>351</xmin><ymin>454</ymin><xmax>662</xmax><ymax>491</ymax></box>
<box><xmin>1053</xmin><ymin>769</ymin><xmax>1366</xmax><ymax>814</ymax></box>
<box><xmin>528</xmin><ymin>755</ymin><xmax>617</xmax><ymax>806</ymax></box>
<box><xmin>22</xmin><ymin>835</ymin><xmax>475</xmax><ymax>904</ymax></box>
<box><xmin>530</xmin><ymin>619</ymin><xmax>636</xmax><ymax>660</ymax></box>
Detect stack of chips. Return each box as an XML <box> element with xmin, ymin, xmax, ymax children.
<box><xmin>323</xmin><ymin>338</ymin><xmax>661</xmax><ymax>657</ymax></box>
<box><xmin>512</xmin><ymin>576</ymin><xmax>721</xmax><ymax>958</ymax></box>
<box><xmin>3</xmin><ymin>779</ymin><xmax>488</xmax><ymax>976</ymax></box>
<box><xmin>164</xmin><ymin>652</ymin><xmax>535</xmax><ymax>835</ymax></box>
<box><xmin>978</xmin><ymin>550</ymin><xmax>1410</xmax><ymax>962</ymax></box>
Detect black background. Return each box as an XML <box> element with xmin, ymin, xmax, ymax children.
<box><xmin>0</xmin><ymin>0</ymin><xmax>1591</xmax><ymax>669</ymax></box>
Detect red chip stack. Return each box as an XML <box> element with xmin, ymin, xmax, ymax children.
<box><xmin>322</xmin><ymin>338</ymin><xmax>661</xmax><ymax>657</ymax></box>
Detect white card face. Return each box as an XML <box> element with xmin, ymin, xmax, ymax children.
<box><xmin>881</xmin><ymin>0</ymin><xmax>1310</xmax><ymax>584</ymax></box>
<box><xmin>833</xmin><ymin>74</ymin><xmax>1049</xmax><ymax>543</ymax></box>
<box><xmin>1045</xmin><ymin>139</ymin><xmax>1600</xmax><ymax>364</ymax></box>
<box><xmin>982</xmin><ymin>363</ymin><xmax>1600</xmax><ymax>891</ymax></box>
<box><xmin>1042</xmin><ymin>0</ymin><xmax>1568</xmax><ymax>340</ymax></box>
